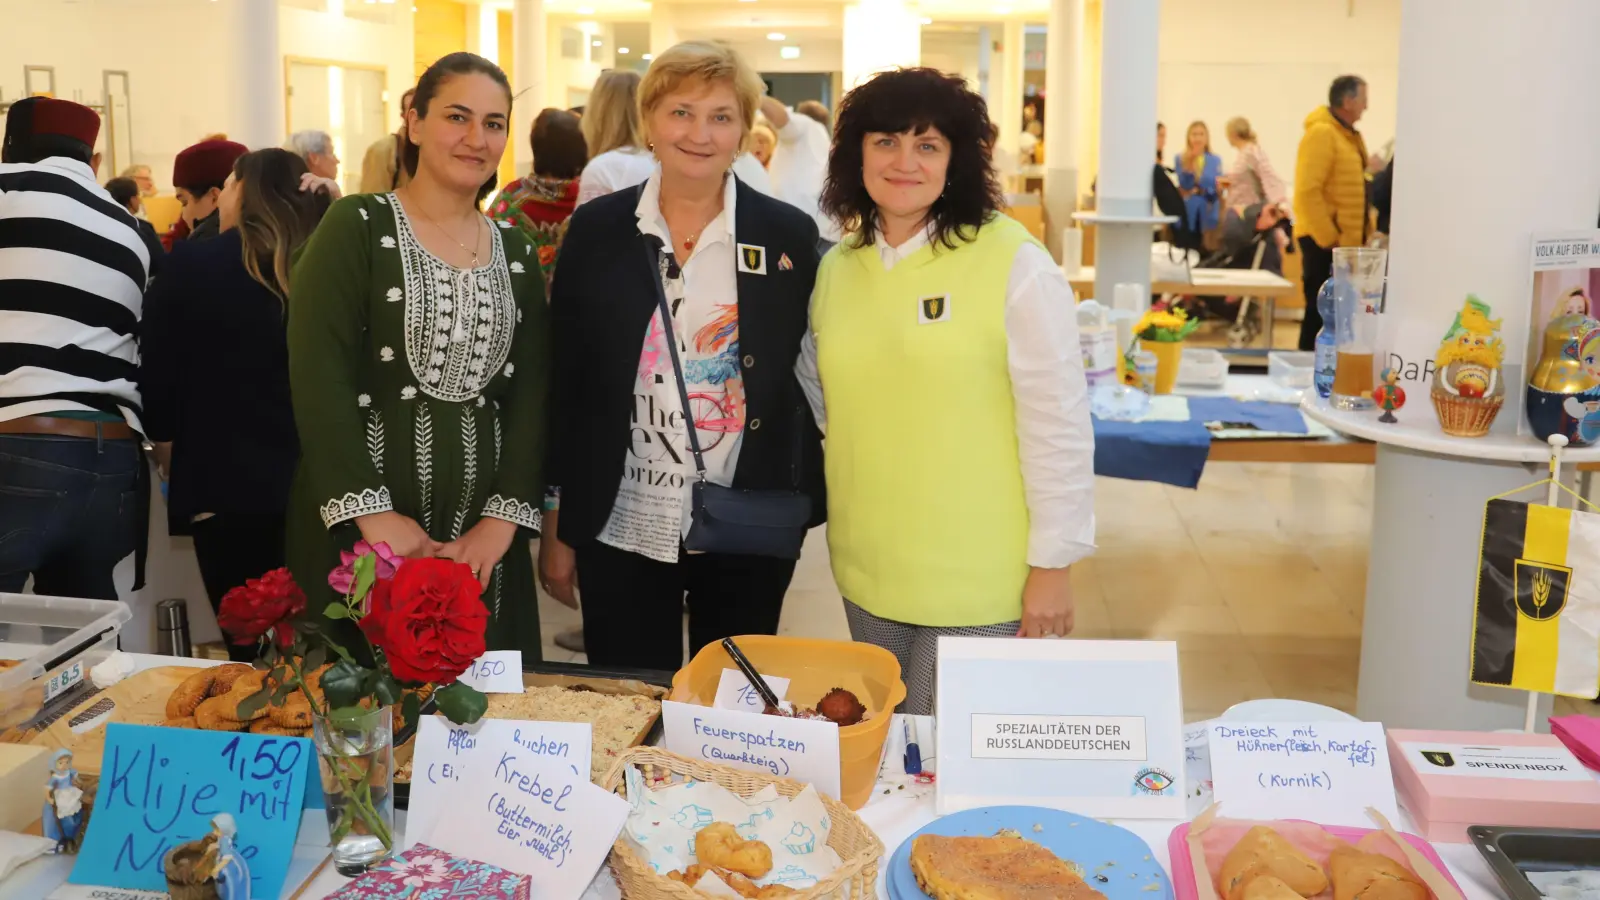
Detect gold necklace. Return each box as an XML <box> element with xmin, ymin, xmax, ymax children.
<box><xmin>414</xmin><ymin>204</ymin><xmax>482</xmax><ymax>267</ymax></box>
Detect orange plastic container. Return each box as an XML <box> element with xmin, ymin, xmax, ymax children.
<box><xmin>670</xmin><ymin>635</ymin><xmax>906</xmax><ymax>810</ymax></box>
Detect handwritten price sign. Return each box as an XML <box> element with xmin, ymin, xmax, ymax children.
<box><xmin>661</xmin><ymin>700</ymin><xmax>841</xmax><ymax>798</ymax></box>
<box><xmin>457</xmin><ymin>650</ymin><xmax>525</xmax><ymax>694</ymax></box>
<box><xmin>70</xmin><ymin>723</ymin><xmax>310</xmax><ymax>899</ymax></box>
<box><xmin>713</xmin><ymin>668</ymin><xmax>791</xmax><ymax>712</ymax></box>
<box><xmin>1207</xmin><ymin>721</ymin><xmax>1398</xmax><ymax>828</ymax></box>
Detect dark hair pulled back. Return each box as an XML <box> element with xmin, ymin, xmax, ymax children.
<box><xmin>403</xmin><ymin>52</ymin><xmax>513</xmax><ymax>204</ymax></box>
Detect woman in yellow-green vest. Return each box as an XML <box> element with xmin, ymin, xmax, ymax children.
<box><xmin>795</xmin><ymin>68</ymin><xmax>1096</xmax><ymax>715</ymax></box>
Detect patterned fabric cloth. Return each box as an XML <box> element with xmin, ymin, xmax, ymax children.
<box><xmin>488</xmin><ymin>175</ymin><xmax>579</xmax><ymax>284</ymax></box>
<box><xmin>843</xmin><ymin>599</ymin><xmax>1020</xmax><ymax>716</ymax></box>
<box><xmin>325</xmin><ymin>843</ymin><xmax>531</xmax><ymax>899</ymax></box>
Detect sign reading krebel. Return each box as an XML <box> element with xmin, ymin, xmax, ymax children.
<box><xmin>936</xmin><ymin>638</ymin><xmax>1185</xmax><ymax>818</ymax></box>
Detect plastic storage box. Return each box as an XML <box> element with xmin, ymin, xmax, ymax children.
<box><xmin>1177</xmin><ymin>348</ymin><xmax>1228</xmax><ymax>388</ymax></box>
<box><xmin>671</xmin><ymin>635</ymin><xmax>906</xmax><ymax>809</ymax></box>
<box><xmin>0</xmin><ymin>593</ymin><xmax>130</xmax><ymax>731</ymax></box>
<box><xmin>1268</xmin><ymin>351</ymin><xmax>1316</xmax><ymax>389</ymax></box>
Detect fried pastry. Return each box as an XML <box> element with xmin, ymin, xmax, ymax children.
<box><xmin>249</xmin><ymin>719</ymin><xmax>309</xmax><ymax>736</ymax></box>
<box><xmin>911</xmin><ymin>833</ymin><xmax>1105</xmax><ymax>900</ymax></box>
<box><xmin>207</xmin><ymin>664</ymin><xmax>255</xmax><ymax>696</ymax></box>
<box><xmin>1219</xmin><ymin>826</ymin><xmax>1329</xmax><ymax>900</ymax></box>
<box><xmin>1328</xmin><ymin>845</ymin><xmax>1428</xmax><ymax>900</ymax></box>
<box><xmin>667</xmin><ymin>865</ymin><xmax>796</xmax><ymax>900</ymax></box>
<box><xmin>166</xmin><ymin>668</ymin><xmax>219</xmax><ymax>719</ymax></box>
<box><xmin>269</xmin><ymin>694</ymin><xmax>314</xmax><ymax>729</ymax></box>
<box><xmin>161</xmin><ymin>716</ymin><xmax>197</xmax><ymax>729</ymax></box>
<box><xmin>193</xmin><ymin>697</ymin><xmax>251</xmax><ymax>731</ymax></box>
<box><xmin>695</xmin><ymin>822</ymin><xmax>774</xmax><ymax>878</ymax></box>
<box><xmin>1241</xmin><ymin>875</ymin><xmax>1308</xmax><ymax>900</ymax></box>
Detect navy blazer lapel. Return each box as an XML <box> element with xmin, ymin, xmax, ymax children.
<box><xmin>733</xmin><ymin>178</ymin><xmax>773</xmax><ymax>313</ymax></box>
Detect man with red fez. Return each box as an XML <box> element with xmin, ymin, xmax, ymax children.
<box><xmin>0</xmin><ymin>97</ymin><xmax>154</xmax><ymax>600</ymax></box>
<box><xmin>170</xmin><ymin>138</ymin><xmax>247</xmax><ymax>245</ymax></box>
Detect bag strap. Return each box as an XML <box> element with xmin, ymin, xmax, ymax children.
<box><xmin>641</xmin><ymin>236</ymin><xmax>710</xmax><ymax>478</ymax></box>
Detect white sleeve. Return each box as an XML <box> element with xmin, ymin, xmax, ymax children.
<box><xmin>1006</xmin><ymin>241</ymin><xmax>1097</xmax><ymax>569</ymax></box>
<box><xmin>575</xmin><ymin>156</ymin><xmax>616</xmax><ymax>207</ymax></box>
<box><xmin>795</xmin><ymin>297</ymin><xmax>827</xmax><ymax>434</ymax></box>
<box><xmin>732</xmin><ymin>154</ymin><xmax>775</xmax><ymax>196</ymax></box>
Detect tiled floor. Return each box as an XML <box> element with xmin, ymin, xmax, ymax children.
<box><xmin>531</xmin><ymin>311</ymin><xmax>1596</xmax><ymax>722</ymax></box>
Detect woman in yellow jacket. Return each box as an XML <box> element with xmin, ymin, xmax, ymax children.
<box><xmin>1293</xmin><ymin>74</ymin><xmax>1371</xmax><ymax>350</ymax></box>
<box><xmin>794</xmin><ymin>69</ymin><xmax>1096</xmax><ymax>715</ymax></box>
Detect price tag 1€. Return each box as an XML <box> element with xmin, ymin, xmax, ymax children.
<box><xmin>713</xmin><ymin>668</ymin><xmax>791</xmax><ymax>712</ymax></box>
<box><xmin>457</xmin><ymin>650</ymin><xmax>524</xmax><ymax>694</ymax></box>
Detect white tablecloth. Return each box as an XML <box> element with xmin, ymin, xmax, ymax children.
<box><xmin>0</xmin><ymin>654</ymin><xmax>1512</xmax><ymax>900</ymax></box>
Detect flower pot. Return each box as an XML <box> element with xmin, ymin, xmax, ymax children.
<box><xmin>1140</xmin><ymin>339</ymin><xmax>1183</xmax><ymax>395</ymax></box>
<box><xmin>312</xmin><ymin>706</ymin><xmax>396</xmax><ymax>875</ymax></box>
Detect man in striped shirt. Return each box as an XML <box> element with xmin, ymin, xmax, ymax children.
<box><xmin>0</xmin><ymin>97</ymin><xmax>152</xmax><ymax>600</ymax></box>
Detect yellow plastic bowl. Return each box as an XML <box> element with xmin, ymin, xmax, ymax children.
<box><xmin>670</xmin><ymin>635</ymin><xmax>907</xmax><ymax>810</ymax></box>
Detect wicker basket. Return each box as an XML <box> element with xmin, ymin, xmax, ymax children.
<box><xmin>1431</xmin><ymin>388</ymin><xmax>1503</xmax><ymax>437</ymax></box>
<box><xmin>600</xmin><ymin>747</ymin><xmax>884</xmax><ymax>900</ymax></box>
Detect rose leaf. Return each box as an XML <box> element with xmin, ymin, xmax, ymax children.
<box><xmin>235</xmin><ymin>681</ymin><xmax>274</xmax><ymax>719</ymax></box>
<box><xmin>401</xmin><ymin>692</ymin><xmax>421</xmax><ymax>729</ymax></box>
<box><xmin>323</xmin><ymin>602</ymin><xmax>351</xmax><ymax>620</ymax></box>
<box><xmin>373</xmin><ymin>673</ymin><xmax>401</xmax><ymax>707</ymax></box>
<box><xmin>321</xmin><ymin>659</ymin><xmax>369</xmax><ymax>709</ymax></box>
<box><xmin>435</xmin><ymin>682</ymin><xmax>487</xmax><ymax>725</ymax></box>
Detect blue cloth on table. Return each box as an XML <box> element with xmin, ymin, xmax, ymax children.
<box><xmin>1186</xmin><ymin>397</ymin><xmax>1309</xmax><ymax>434</ymax></box>
<box><xmin>1092</xmin><ymin>417</ymin><xmax>1211</xmax><ymax>489</ymax></box>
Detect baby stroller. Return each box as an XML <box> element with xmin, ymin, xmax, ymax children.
<box><xmin>1201</xmin><ymin>202</ymin><xmax>1291</xmax><ymax>348</ymax></box>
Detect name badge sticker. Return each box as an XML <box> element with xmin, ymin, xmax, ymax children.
<box><xmin>737</xmin><ymin>243</ymin><xmax>767</xmax><ymax>275</ymax></box>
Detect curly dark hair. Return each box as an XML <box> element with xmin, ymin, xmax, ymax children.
<box><xmin>820</xmin><ymin>67</ymin><xmax>1004</xmax><ymax>251</ymax></box>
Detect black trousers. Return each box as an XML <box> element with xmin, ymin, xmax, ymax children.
<box><xmin>1297</xmin><ymin>236</ymin><xmax>1335</xmax><ymax>350</ymax></box>
<box><xmin>192</xmin><ymin>512</ymin><xmax>287</xmax><ymax>662</ymax></box>
<box><xmin>574</xmin><ymin>540</ymin><xmax>796</xmax><ymax>671</ymax></box>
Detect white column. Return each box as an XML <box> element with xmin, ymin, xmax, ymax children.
<box><xmin>1088</xmin><ymin>0</ymin><xmax>1159</xmax><ymax>305</ymax></box>
<box><xmin>650</xmin><ymin>3</ymin><xmax>679</xmax><ymax>59</ymax></box>
<box><xmin>996</xmin><ymin>19</ymin><xmax>1025</xmax><ymax>172</ymax></box>
<box><xmin>1348</xmin><ymin>0</ymin><xmax>1600</xmax><ymax>730</ymax></box>
<box><xmin>228</xmin><ymin>0</ymin><xmax>282</xmax><ymax>149</ymax></box>
<box><xmin>975</xmin><ymin>26</ymin><xmax>993</xmax><ymax>104</ymax></box>
<box><xmin>475</xmin><ymin>3</ymin><xmax>500</xmax><ymax>63</ymax></box>
<box><xmin>1042</xmin><ymin>0</ymin><xmax>1082</xmax><ymax>260</ymax></box>
<box><xmin>842</xmin><ymin>0</ymin><xmax>920</xmax><ymax>91</ymax></box>
<box><xmin>513</xmin><ymin>0</ymin><xmax>546</xmax><ymax>175</ymax></box>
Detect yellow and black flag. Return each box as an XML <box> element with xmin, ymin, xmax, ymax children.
<box><xmin>1471</xmin><ymin>498</ymin><xmax>1600</xmax><ymax>698</ymax></box>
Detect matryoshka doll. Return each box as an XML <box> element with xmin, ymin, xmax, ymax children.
<box><xmin>1559</xmin><ymin>325</ymin><xmax>1600</xmax><ymax>446</ymax></box>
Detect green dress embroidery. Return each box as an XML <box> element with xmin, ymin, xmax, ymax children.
<box><xmin>285</xmin><ymin>192</ymin><xmax>550</xmax><ymax>658</ymax></box>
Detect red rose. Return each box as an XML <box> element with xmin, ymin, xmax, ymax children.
<box><xmin>217</xmin><ymin>568</ymin><xmax>306</xmax><ymax>648</ymax></box>
<box><xmin>359</xmin><ymin>558</ymin><xmax>488</xmax><ymax>684</ymax></box>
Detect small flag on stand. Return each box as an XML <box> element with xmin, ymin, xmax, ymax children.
<box><xmin>1471</xmin><ymin>498</ymin><xmax>1600</xmax><ymax>698</ymax></box>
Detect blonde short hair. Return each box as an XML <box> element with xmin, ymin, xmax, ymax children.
<box><xmin>583</xmin><ymin>70</ymin><xmax>643</xmax><ymax>158</ymax></box>
<box><xmin>1226</xmin><ymin>116</ymin><xmax>1256</xmax><ymax>144</ymax></box>
<box><xmin>638</xmin><ymin>41</ymin><xmax>763</xmax><ymax>151</ymax></box>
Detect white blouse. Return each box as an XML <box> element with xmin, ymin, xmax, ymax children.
<box><xmin>575</xmin><ymin>146</ymin><xmax>774</xmax><ymax>207</ymax></box>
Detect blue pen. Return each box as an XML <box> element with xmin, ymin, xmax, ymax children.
<box><xmin>902</xmin><ymin>717</ymin><xmax>923</xmax><ymax>776</ymax></box>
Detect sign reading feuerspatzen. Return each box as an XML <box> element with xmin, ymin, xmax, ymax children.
<box><xmin>936</xmin><ymin>638</ymin><xmax>1185</xmax><ymax>818</ymax></box>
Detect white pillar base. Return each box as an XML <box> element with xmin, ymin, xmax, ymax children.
<box><xmin>1358</xmin><ymin>444</ymin><xmax>1556</xmax><ymax>730</ymax></box>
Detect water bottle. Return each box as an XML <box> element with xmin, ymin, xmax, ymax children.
<box><xmin>1313</xmin><ymin>277</ymin><xmax>1338</xmax><ymax>399</ymax></box>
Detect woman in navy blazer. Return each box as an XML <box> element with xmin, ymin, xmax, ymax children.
<box><xmin>140</xmin><ymin>148</ymin><xmax>330</xmax><ymax>659</ymax></box>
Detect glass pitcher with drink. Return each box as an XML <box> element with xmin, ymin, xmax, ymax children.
<box><xmin>1328</xmin><ymin>247</ymin><xmax>1387</xmax><ymax>411</ymax></box>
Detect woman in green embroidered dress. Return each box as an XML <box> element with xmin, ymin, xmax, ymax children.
<box><xmin>285</xmin><ymin>52</ymin><xmax>550</xmax><ymax>657</ymax></box>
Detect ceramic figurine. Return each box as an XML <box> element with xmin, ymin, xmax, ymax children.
<box><xmin>1559</xmin><ymin>325</ymin><xmax>1600</xmax><ymax>445</ymax></box>
<box><xmin>42</xmin><ymin>749</ymin><xmax>84</xmax><ymax>853</ymax></box>
<box><xmin>1374</xmin><ymin>367</ymin><xmax>1406</xmax><ymax>423</ymax></box>
<box><xmin>1431</xmin><ymin>296</ymin><xmax>1507</xmax><ymax>437</ymax></box>
<box><xmin>207</xmin><ymin>814</ymin><xmax>251</xmax><ymax>900</ymax></box>
<box><xmin>1527</xmin><ymin>312</ymin><xmax>1600</xmax><ymax>444</ymax></box>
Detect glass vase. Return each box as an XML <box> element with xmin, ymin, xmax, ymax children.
<box><xmin>311</xmin><ymin>706</ymin><xmax>395</xmax><ymax>875</ymax></box>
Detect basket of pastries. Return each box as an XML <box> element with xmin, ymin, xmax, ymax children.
<box><xmin>601</xmin><ymin>746</ymin><xmax>883</xmax><ymax>900</ymax></box>
<box><xmin>1168</xmin><ymin>806</ymin><xmax>1466</xmax><ymax>900</ymax></box>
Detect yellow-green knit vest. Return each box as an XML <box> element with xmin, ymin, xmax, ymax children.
<box><xmin>814</xmin><ymin>215</ymin><xmax>1040</xmax><ymax>627</ymax></box>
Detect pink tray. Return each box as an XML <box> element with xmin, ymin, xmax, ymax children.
<box><xmin>1165</xmin><ymin>821</ymin><xmax>1467</xmax><ymax>900</ymax></box>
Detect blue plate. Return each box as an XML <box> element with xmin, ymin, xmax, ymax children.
<box><xmin>886</xmin><ymin>806</ymin><xmax>1173</xmax><ymax>900</ymax></box>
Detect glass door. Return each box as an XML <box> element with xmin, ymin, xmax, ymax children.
<box><xmin>286</xmin><ymin>59</ymin><xmax>388</xmax><ymax>196</ymax></box>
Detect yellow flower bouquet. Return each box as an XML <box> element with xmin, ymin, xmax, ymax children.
<box><xmin>1128</xmin><ymin>303</ymin><xmax>1198</xmax><ymax>394</ymax></box>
